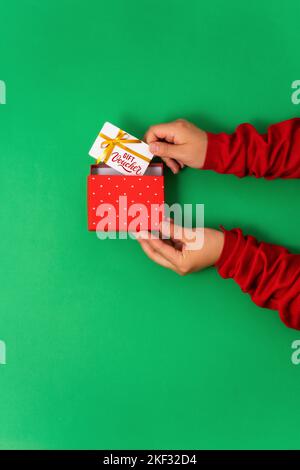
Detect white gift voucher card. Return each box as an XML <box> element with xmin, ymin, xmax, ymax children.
<box><xmin>89</xmin><ymin>122</ymin><xmax>154</xmax><ymax>176</ymax></box>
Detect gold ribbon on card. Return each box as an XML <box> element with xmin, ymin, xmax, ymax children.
<box><xmin>96</xmin><ymin>129</ymin><xmax>151</xmax><ymax>164</ymax></box>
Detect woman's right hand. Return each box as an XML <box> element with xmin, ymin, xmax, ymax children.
<box><xmin>144</xmin><ymin>118</ymin><xmax>208</xmax><ymax>174</ymax></box>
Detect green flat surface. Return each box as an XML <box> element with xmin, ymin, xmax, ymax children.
<box><xmin>0</xmin><ymin>0</ymin><xmax>300</xmax><ymax>450</ymax></box>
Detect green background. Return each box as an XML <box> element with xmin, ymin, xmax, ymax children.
<box><xmin>0</xmin><ymin>0</ymin><xmax>299</xmax><ymax>450</ymax></box>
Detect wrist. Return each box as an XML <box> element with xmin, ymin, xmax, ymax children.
<box><xmin>204</xmin><ymin>228</ymin><xmax>225</xmax><ymax>266</ymax></box>
<box><xmin>197</xmin><ymin>131</ymin><xmax>208</xmax><ymax>168</ymax></box>
<box><xmin>201</xmin><ymin>131</ymin><xmax>221</xmax><ymax>171</ymax></box>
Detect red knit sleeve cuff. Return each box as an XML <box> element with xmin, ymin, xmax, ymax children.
<box><xmin>214</xmin><ymin>227</ymin><xmax>246</xmax><ymax>279</ymax></box>
<box><xmin>214</xmin><ymin>227</ymin><xmax>235</xmax><ymax>268</ymax></box>
<box><xmin>202</xmin><ymin>132</ymin><xmax>223</xmax><ymax>172</ymax></box>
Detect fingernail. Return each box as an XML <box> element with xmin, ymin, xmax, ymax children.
<box><xmin>149</xmin><ymin>142</ymin><xmax>159</xmax><ymax>154</ymax></box>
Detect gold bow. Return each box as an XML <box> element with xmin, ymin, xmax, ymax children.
<box><xmin>96</xmin><ymin>129</ymin><xmax>151</xmax><ymax>164</ymax></box>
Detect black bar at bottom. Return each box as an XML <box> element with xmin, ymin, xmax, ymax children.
<box><xmin>0</xmin><ymin>450</ymin><xmax>297</xmax><ymax>466</ymax></box>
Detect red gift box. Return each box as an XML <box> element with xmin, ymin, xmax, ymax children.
<box><xmin>87</xmin><ymin>163</ymin><xmax>165</xmax><ymax>231</ymax></box>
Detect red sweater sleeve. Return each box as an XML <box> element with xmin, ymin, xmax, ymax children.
<box><xmin>216</xmin><ymin>228</ymin><xmax>300</xmax><ymax>330</ymax></box>
<box><xmin>203</xmin><ymin>118</ymin><xmax>300</xmax><ymax>178</ymax></box>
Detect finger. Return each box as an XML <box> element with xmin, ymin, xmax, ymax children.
<box><xmin>134</xmin><ymin>230</ymin><xmax>162</xmax><ymax>241</ymax></box>
<box><xmin>160</xmin><ymin>219</ymin><xmax>183</xmax><ymax>240</ymax></box>
<box><xmin>145</xmin><ymin>237</ymin><xmax>180</xmax><ymax>265</ymax></box>
<box><xmin>160</xmin><ymin>219</ymin><xmax>195</xmax><ymax>245</ymax></box>
<box><xmin>149</xmin><ymin>140</ymin><xmax>184</xmax><ymax>161</ymax></box>
<box><xmin>134</xmin><ymin>230</ymin><xmax>153</xmax><ymax>240</ymax></box>
<box><xmin>160</xmin><ymin>157</ymin><xmax>181</xmax><ymax>174</ymax></box>
<box><xmin>144</xmin><ymin>122</ymin><xmax>179</xmax><ymax>144</ymax></box>
<box><xmin>138</xmin><ymin>239</ymin><xmax>175</xmax><ymax>270</ymax></box>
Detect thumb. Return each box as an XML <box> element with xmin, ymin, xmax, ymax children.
<box><xmin>160</xmin><ymin>219</ymin><xmax>203</xmax><ymax>249</ymax></box>
<box><xmin>149</xmin><ymin>141</ymin><xmax>182</xmax><ymax>160</ymax></box>
<box><xmin>160</xmin><ymin>219</ymin><xmax>185</xmax><ymax>241</ymax></box>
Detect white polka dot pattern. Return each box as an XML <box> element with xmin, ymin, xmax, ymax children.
<box><xmin>88</xmin><ymin>171</ymin><xmax>165</xmax><ymax>231</ymax></box>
